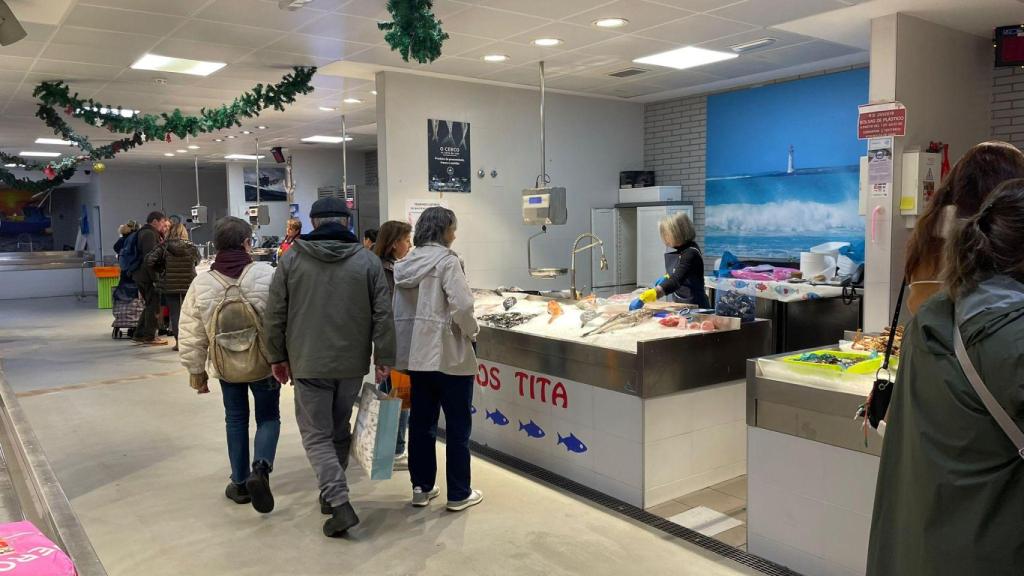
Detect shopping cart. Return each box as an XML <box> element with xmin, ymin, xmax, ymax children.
<box><xmin>111</xmin><ymin>282</ymin><xmax>144</xmax><ymax>339</ymax></box>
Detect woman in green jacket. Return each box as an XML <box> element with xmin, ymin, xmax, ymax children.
<box><xmin>867</xmin><ymin>178</ymin><xmax>1024</xmax><ymax>575</ymax></box>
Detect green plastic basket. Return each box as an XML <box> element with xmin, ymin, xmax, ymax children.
<box><xmin>782</xmin><ymin>350</ymin><xmax>888</xmax><ymax>375</ymax></box>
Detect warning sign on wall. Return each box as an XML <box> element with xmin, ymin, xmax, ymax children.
<box><xmin>858</xmin><ymin>102</ymin><xmax>907</xmax><ymax>139</ymax></box>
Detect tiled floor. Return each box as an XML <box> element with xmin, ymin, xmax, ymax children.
<box><xmin>648</xmin><ymin>475</ymin><xmax>748</xmax><ymax>550</ymax></box>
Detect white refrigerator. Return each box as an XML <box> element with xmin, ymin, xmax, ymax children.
<box><xmin>591</xmin><ymin>208</ymin><xmax>637</xmax><ymax>298</ymax></box>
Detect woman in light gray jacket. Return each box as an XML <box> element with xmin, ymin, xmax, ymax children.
<box><xmin>393</xmin><ymin>207</ymin><xmax>482</xmax><ymax>512</ymax></box>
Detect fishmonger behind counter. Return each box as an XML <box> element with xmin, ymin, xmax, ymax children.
<box><xmin>630</xmin><ymin>212</ymin><xmax>710</xmax><ymax>310</ymax></box>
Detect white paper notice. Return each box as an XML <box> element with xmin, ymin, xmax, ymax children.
<box><xmin>867</xmin><ymin>137</ymin><xmax>894</xmax><ymax>197</ymax></box>
<box><xmin>407</xmin><ymin>199</ymin><xmax>449</xmax><ymax>228</ymax></box>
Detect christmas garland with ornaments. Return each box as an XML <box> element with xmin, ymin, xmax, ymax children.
<box><xmin>1</xmin><ymin>66</ymin><xmax>316</xmax><ymax>193</ymax></box>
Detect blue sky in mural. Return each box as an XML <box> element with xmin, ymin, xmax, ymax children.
<box><xmin>705</xmin><ymin>68</ymin><xmax>869</xmax><ymax>262</ymax></box>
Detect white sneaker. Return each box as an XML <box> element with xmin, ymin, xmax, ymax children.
<box><xmin>393</xmin><ymin>454</ymin><xmax>408</xmax><ymax>471</ymax></box>
<box><xmin>446</xmin><ymin>489</ymin><xmax>483</xmax><ymax>512</ymax></box>
<box><xmin>411</xmin><ymin>485</ymin><xmax>440</xmax><ymax>507</ymax></box>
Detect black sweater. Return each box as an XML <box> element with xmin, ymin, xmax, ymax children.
<box><xmin>660</xmin><ymin>241</ymin><xmax>709</xmax><ymax>307</ymax></box>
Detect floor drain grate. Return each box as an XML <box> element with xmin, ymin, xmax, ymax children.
<box><xmin>457</xmin><ymin>435</ymin><xmax>803</xmax><ymax>576</ymax></box>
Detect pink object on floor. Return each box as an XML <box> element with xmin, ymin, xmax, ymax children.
<box><xmin>0</xmin><ymin>521</ymin><xmax>77</xmax><ymax>575</ymax></box>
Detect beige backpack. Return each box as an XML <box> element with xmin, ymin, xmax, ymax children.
<box><xmin>208</xmin><ymin>265</ymin><xmax>271</xmax><ymax>383</ymax></box>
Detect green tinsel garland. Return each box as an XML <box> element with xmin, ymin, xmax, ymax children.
<box><xmin>378</xmin><ymin>0</ymin><xmax>449</xmax><ymax>64</ymax></box>
<box><xmin>0</xmin><ymin>66</ymin><xmax>317</xmax><ymax>193</ymax></box>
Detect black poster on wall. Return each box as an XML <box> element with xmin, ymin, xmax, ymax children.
<box><xmin>427</xmin><ymin>119</ymin><xmax>471</xmax><ymax>193</ymax></box>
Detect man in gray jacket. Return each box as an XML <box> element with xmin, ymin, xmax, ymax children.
<box><xmin>264</xmin><ymin>197</ymin><xmax>395</xmax><ymax>538</ymax></box>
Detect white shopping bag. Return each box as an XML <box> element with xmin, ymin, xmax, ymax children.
<box><xmin>351</xmin><ymin>382</ymin><xmax>402</xmax><ymax>480</ymax></box>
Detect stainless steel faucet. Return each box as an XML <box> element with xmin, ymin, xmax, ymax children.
<box><xmin>570</xmin><ymin>233</ymin><xmax>607</xmax><ymax>300</ymax></box>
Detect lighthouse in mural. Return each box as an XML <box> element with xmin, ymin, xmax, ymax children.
<box><xmin>787</xmin><ymin>144</ymin><xmax>795</xmax><ymax>174</ymax></box>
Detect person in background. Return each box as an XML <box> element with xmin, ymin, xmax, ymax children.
<box><xmin>146</xmin><ymin>223</ymin><xmax>201</xmax><ymax>351</ymax></box>
<box><xmin>264</xmin><ymin>198</ymin><xmax>395</xmax><ymax>538</ymax></box>
<box><xmin>363</xmin><ymin>228</ymin><xmax>377</xmax><ymax>250</ymax></box>
<box><xmin>277</xmin><ymin>218</ymin><xmax>301</xmax><ymax>261</ymax></box>
<box><xmin>867</xmin><ymin>179</ymin><xmax>1024</xmax><ymax>575</ymax></box>
<box><xmin>132</xmin><ymin>211</ymin><xmax>170</xmax><ymax>346</ymax></box>
<box><xmin>114</xmin><ymin>220</ymin><xmax>139</xmax><ymax>286</ymax></box>
<box><xmin>394</xmin><ymin>207</ymin><xmax>482</xmax><ymax>512</ymax></box>
<box><xmin>178</xmin><ymin>217</ymin><xmax>280</xmax><ymax>515</ymax></box>
<box><xmin>630</xmin><ymin>212</ymin><xmax>710</xmax><ymax>310</ymax></box>
<box><xmin>372</xmin><ymin>220</ymin><xmax>413</xmax><ymax>470</ymax></box>
<box><xmin>904</xmin><ymin>141</ymin><xmax>1024</xmax><ymax>313</ymax></box>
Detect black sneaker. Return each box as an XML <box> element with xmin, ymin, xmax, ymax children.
<box><xmin>323</xmin><ymin>502</ymin><xmax>359</xmax><ymax>538</ymax></box>
<box><xmin>319</xmin><ymin>491</ymin><xmax>331</xmax><ymax>515</ymax></box>
<box><xmin>245</xmin><ymin>461</ymin><xmax>274</xmax><ymax>514</ymax></box>
<box><xmin>225</xmin><ymin>482</ymin><xmax>251</xmax><ymax>504</ymax></box>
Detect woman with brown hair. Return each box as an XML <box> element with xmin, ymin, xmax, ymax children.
<box><xmin>146</xmin><ymin>222</ymin><xmax>201</xmax><ymax>350</ymax></box>
<box><xmin>373</xmin><ymin>220</ymin><xmax>413</xmax><ymax>469</ymax></box>
<box><xmin>867</xmin><ymin>178</ymin><xmax>1024</xmax><ymax>575</ymax></box>
<box><xmin>903</xmin><ymin>141</ymin><xmax>1024</xmax><ymax>313</ymax></box>
<box><xmin>277</xmin><ymin>218</ymin><xmax>301</xmax><ymax>260</ymax></box>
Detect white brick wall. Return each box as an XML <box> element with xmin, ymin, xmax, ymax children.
<box><xmin>643</xmin><ymin>96</ymin><xmax>707</xmax><ymax>244</ymax></box>
<box><xmin>992</xmin><ymin>65</ymin><xmax>1024</xmax><ymax>148</ymax></box>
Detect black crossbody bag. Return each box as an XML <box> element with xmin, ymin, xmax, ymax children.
<box><xmin>866</xmin><ymin>280</ymin><xmax>905</xmax><ymax>428</ymax></box>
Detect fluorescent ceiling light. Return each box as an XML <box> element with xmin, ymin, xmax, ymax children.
<box><xmin>79</xmin><ymin>105</ymin><xmax>138</xmax><ymax>117</ymax></box>
<box><xmin>34</xmin><ymin>138</ymin><xmax>73</xmax><ymax>146</ymax></box>
<box><xmin>19</xmin><ymin>151</ymin><xmax>60</xmax><ymax>157</ymax></box>
<box><xmin>633</xmin><ymin>46</ymin><xmax>737</xmax><ymax>70</ymax></box>
<box><xmin>319</xmin><ymin>106</ymin><xmax>338</xmax><ymax>111</ymax></box>
<box><xmin>594</xmin><ymin>18</ymin><xmax>628</xmax><ymax>28</ymax></box>
<box><xmin>532</xmin><ymin>38</ymin><xmax>563</xmax><ymax>47</ymax></box>
<box><xmin>483</xmin><ymin>54</ymin><xmax>509</xmax><ymax>63</ymax></box>
<box><xmin>730</xmin><ymin>37</ymin><xmax>776</xmax><ymax>53</ymax></box>
<box><xmin>187</xmin><ymin>145</ymin><xmax>200</xmax><ymax>149</ymax></box>
<box><xmin>131</xmin><ymin>53</ymin><xmax>226</xmax><ymax>77</ymax></box>
<box><xmin>301</xmin><ymin>135</ymin><xmax>352</xmax><ymax>143</ymax></box>
<box><xmin>3</xmin><ymin>163</ymin><xmax>17</xmax><ymax>168</ymax></box>
<box><xmin>343</xmin><ymin>98</ymin><xmax>362</xmax><ymax>104</ymax></box>
<box><xmin>224</xmin><ymin>154</ymin><xmax>266</xmax><ymax>160</ymax></box>
<box><xmin>164</xmin><ymin>153</ymin><xmax>175</xmax><ymax>157</ymax></box>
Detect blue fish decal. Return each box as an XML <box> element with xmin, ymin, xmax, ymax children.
<box><xmin>557</xmin><ymin>433</ymin><xmax>588</xmax><ymax>454</ymax></box>
<box><xmin>471</xmin><ymin>405</ymin><xmax>478</xmax><ymax>415</ymax></box>
<box><xmin>518</xmin><ymin>420</ymin><xmax>545</xmax><ymax>439</ymax></box>
<box><xmin>485</xmin><ymin>409</ymin><xmax>509</xmax><ymax>426</ymax></box>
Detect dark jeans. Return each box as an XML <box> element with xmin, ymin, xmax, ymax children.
<box><xmin>166</xmin><ymin>293</ymin><xmax>183</xmax><ymax>338</ymax></box>
<box><xmin>134</xmin><ymin>281</ymin><xmax>161</xmax><ymax>340</ymax></box>
<box><xmin>221</xmin><ymin>377</ymin><xmax>281</xmax><ymax>485</ymax></box>
<box><xmin>378</xmin><ymin>377</ymin><xmax>410</xmax><ymax>455</ymax></box>
<box><xmin>408</xmin><ymin>371</ymin><xmax>473</xmax><ymax>501</ymax></box>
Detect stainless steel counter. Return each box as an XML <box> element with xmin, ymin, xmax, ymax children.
<box><xmin>477</xmin><ymin>319</ymin><xmax>772</xmax><ymax>398</ymax></box>
<box><xmin>0</xmin><ymin>251</ymin><xmax>95</xmax><ymax>272</ymax></box>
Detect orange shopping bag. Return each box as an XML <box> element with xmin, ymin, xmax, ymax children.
<box><xmin>390</xmin><ymin>369</ymin><xmax>412</xmax><ymax>410</ymax></box>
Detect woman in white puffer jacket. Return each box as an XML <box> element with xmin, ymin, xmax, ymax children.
<box><xmin>177</xmin><ymin>216</ymin><xmax>278</xmax><ymax>515</ymax></box>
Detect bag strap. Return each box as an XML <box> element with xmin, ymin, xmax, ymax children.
<box><xmin>952</xmin><ymin>321</ymin><xmax>1024</xmax><ymax>460</ymax></box>
<box><xmin>881</xmin><ymin>279</ymin><xmax>907</xmax><ymax>371</ymax></box>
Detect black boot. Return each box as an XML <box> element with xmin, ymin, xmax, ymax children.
<box><xmin>323</xmin><ymin>502</ymin><xmax>359</xmax><ymax>538</ymax></box>
<box><xmin>319</xmin><ymin>491</ymin><xmax>331</xmax><ymax>515</ymax></box>
<box><xmin>225</xmin><ymin>482</ymin><xmax>250</xmax><ymax>504</ymax></box>
<box><xmin>245</xmin><ymin>460</ymin><xmax>274</xmax><ymax>514</ymax></box>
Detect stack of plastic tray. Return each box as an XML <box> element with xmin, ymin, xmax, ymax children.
<box><xmin>93</xmin><ymin>266</ymin><xmax>120</xmax><ymax>309</ymax></box>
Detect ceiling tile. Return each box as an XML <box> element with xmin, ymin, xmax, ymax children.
<box><xmin>238</xmin><ymin>50</ymin><xmax>335</xmax><ymax>68</ymax></box>
<box><xmin>296</xmin><ymin>13</ymin><xmax>387</xmax><ymax>44</ymax></box>
<box><xmin>0</xmin><ymin>39</ymin><xmax>46</xmax><ymax>59</ymax></box>
<box><xmin>0</xmin><ymin>56</ymin><xmax>36</xmax><ymax>72</ymax></box>
<box><xmin>264</xmin><ymin>35</ymin><xmax>374</xmax><ymax>60</ymax></box>
<box><xmin>709</xmin><ymin>0</ymin><xmax>850</xmax><ymax>27</ymax></box>
<box><xmin>458</xmin><ymin>41</ymin><xmax>562</xmax><ymax>65</ymax></box>
<box><xmin>0</xmin><ymin>70</ymin><xmax>25</xmax><ymax>83</ymax></box>
<box><xmin>641</xmin><ymin>69</ymin><xmax>722</xmax><ymax>89</ymax></box>
<box><xmin>477</xmin><ymin>0</ymin><xmax>602</xmax><ymax>20</ymax></box>
<box><xmin>439</xmin><ymin>6</ymin><xmax>550</xmax><ymax>39</ymax></box>
<box><xmin>344</xmin><ymin>45</ymin><xmax>428</xmax><ymax>69</ymax></box>
<box><xmin>538</xmin><ymin>51</ymin><xmax>621</xmax><ymax>76</ymax></box>
<box><xmin>697</xmin><ymin>27</ymin><xmax>817</xmax><ymax>52</ymax></box>
<box><xmin>150</xmin><ymin>39</ymin><xmax>254</xmax><ymax>64</ymax></box>
<box><xmin>63</xmin><ymin>4</ymin><xmax>186</xmax><ymax>36</ymax></box>
<box><xmin>77</xmin><ymin>0</ymin><xmax>211</xmax><ymax>17</ymax></box>
<box><xmin>694</xmin><ymin>53</ymin><xmax>785</xmax><ymax>77</ymax></box>
<box><xmin>756</xmin><ymin>40</ymin><xmax>865</xmax><ymax>66</ymax></box>
<box><xmin>647</xmin><ymin>0</ymin><xmax>747</xmax><ymax>12</ymax></box>
<box><xmin>31</xmin><ymin>60</ymin><xmax>124</xmax><ymax>81</ymax></box>
<box><xmin>441</xmin><ymin>33</ymin><xmax>494</xmax><ymax>56</ymax></box>
<box><xmin>637</xmin><ymin>13</ymin><xmax>756</xmax><ymax>44</ymax></box>
<box><xmin>170</xmin><ymin>20</ymin><xmax>285</xmax><ymax>48</ymax></box>
<box><xmin>543</xmin><ymin>74</ymin><xmax>610</xmax><ymax>91</ymax></box>
<box><xmin>196</xmin><ymin>0</ymin><xmax>324</xmax><ymax>31</ymax></box>
<box><xmin>588</xmin><ymin>80</ymin><xmax>667</xmax><ymax>98</ymax></box>
<box><xmin>564</xmin><ymin>1</ymin><xmax>693</xmax><ymax>33</ymax></box>
<box><xmin>582</xmin><ymin>35</ymin><xmax>681</xmax><ymax>61</ymax></box>
<box><xmin>504</xmin><ymin>22</ymin><xmax>620</xmax><ymax>51</ymax></box>
<box><xmin>423</xmin><ymin>56</ymin><xmax>508</xmax><ymax>78</ymax></box>
<box><xmin>479</xmin><ymin>64</ymin><xmax>545</xmax><ymax>86</ymax></box>
<box><xmin>334</xmin><ymin>0</ymin><xmax>393</xmax><ymax>20</ymax></box>
<box><xmin>20</xmin><ymin>22</ymin><xmax>58</xmax><ymax>42</ymax></box>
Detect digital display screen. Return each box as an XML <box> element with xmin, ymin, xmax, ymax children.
<box><xmin>528</xmin><ymin>197</ymin><xmax>543</xmax><ymax>204</ymax></box>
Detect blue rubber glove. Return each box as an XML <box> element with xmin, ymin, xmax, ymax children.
<box><xmin>654</xmin><ymin>274</ymin><xmax>670</xmax><ymax>288</ymax></box>
<box><xmin>629</xmin><ymin>298</ymin><xmax>644</xmax><ymax>311</ymax></box>
<box><xmin>629</xmin><ymin>289</ymin><xmax>658</xmax><ymax>311</ymax></box>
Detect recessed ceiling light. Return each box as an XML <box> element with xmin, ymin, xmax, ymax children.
<box><xmin>371</xmin><ymin>90</ymin><xmax>377</xmax><ymax>95</ymax></box>
<box><xmin>730</xmin><ymin>37</ymin><xmax>777</xmax><ymax>53</ymax></box>
<box><xmin>213</xmin><ymin>138</ymin><xmax>224</xmax><ymax>142</ymax></box>
<box><xmin>256</xmin><ymin>125</ymin><xmax>268</xmax><ymax>130</ymax></box>
<box><xmin>164</xmin><ymin>153</ymin><xmax>175</xmax><ymax>157</ymax></box>
<box><xmin>226</xmin><ymin>135</ymin><xmax>236</xmax><ymax>139</ymax></box>
<box><xmin>176</xmin><ymin>149</ymin><xmax>188</xmax><ymax>153</ymax></box>
<box><xmin>224</xmin><ymin>154</ymin><xmax>266</xmax><ymax>160</ymax></box>
<box><xmin>343</xmin><ymin>98</ymin><xmax>362</xmax><ymax>104</ymax></box>
<box><xmin>319</xmin><ymin>106</ymin><xmax>338</xmax><ymax>111</ymax></box>
<box><xmin>34</xmin><ymin>138</ymin><xmax>73</xmax><ymax>146</ymax></box>
<box><xmin>301</xmin><ymin>135</ymin><xmax>353</xmax><ymax>143</ymax></box>
<box><xmin>633</xmin><ymin>46</ymin><xmax>737</xmax><ymax>70</ymax></box>
<box><xmin>594</xmin><ymin>18</ymin><xmax>628</xmax><ymax>28</ymax></box>
<box><xmin>130</xmin><ymin>53</ymin><xmax>226</xmax><ymax>77</ymax></box>
<box><xmin>187</xmin><ymin>145</ymin><xmax>200</xmax><ymax>150</ymax></box>
<box><xmin>483</xmin><ymin>54</ymin><xmax>509</xmax><ymax>63</ymax></box>
<box><xmin>241</xmin><ymin>130</ymin><xmax>252</xmax><ymax>135</ymax></box>
<box><xmin>532</xmin><ymin>38</ymin><xmax>563</xmax><ymax>47</ymax></box>
<box><xmin>19</xmin><ymin>151</ymin><xmax>61</xmax><ymax>157</ymax></box>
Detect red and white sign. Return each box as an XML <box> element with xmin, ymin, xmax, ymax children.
<box><xmin>858</xmin><ymin>102</ymin><xmax>906</xmax><ymax>139</ymax></box>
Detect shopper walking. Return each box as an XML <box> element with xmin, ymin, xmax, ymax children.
<box><xmin>373</xmin><ymin>220</ymin><xmax>413</xmax><ymax>470</ymax></box>
<box><xmin>264</xmin><ymin>197</ymin><xmax>395</xmax><ymax>538</ymax></box>
<box><xmin>177</xmin><ymin>216</ymin><xmax>280</xmax><ymax>514</ymax></box>
<box><xmin>394</xmin><ymin>207</ymin><xmax>482</xmax><ymax>512</ymax></box>
<box><xmin>146</xmin><ymin>223</ymin><xmax>201</xmax><ymax>351</ymax></box>
<box><xmin>131</xmin><ymin>211</ymin><xmax>170</xmax><ymax>346</ymax></box>
<box><xmin>867</xmin><ymin>179</ymin><xmax>1024</xmax><ymax>575</ymax></box>
<box><xmin>903</xmin><ymin>141</ymin><xmax>1024</xmax><ymax>313</ymax></box>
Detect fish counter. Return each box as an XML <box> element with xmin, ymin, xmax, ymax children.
<box><xmin>462</xmin><ymin>291</ymin><xmax>772</xmax><ymax>508</ymax></box>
